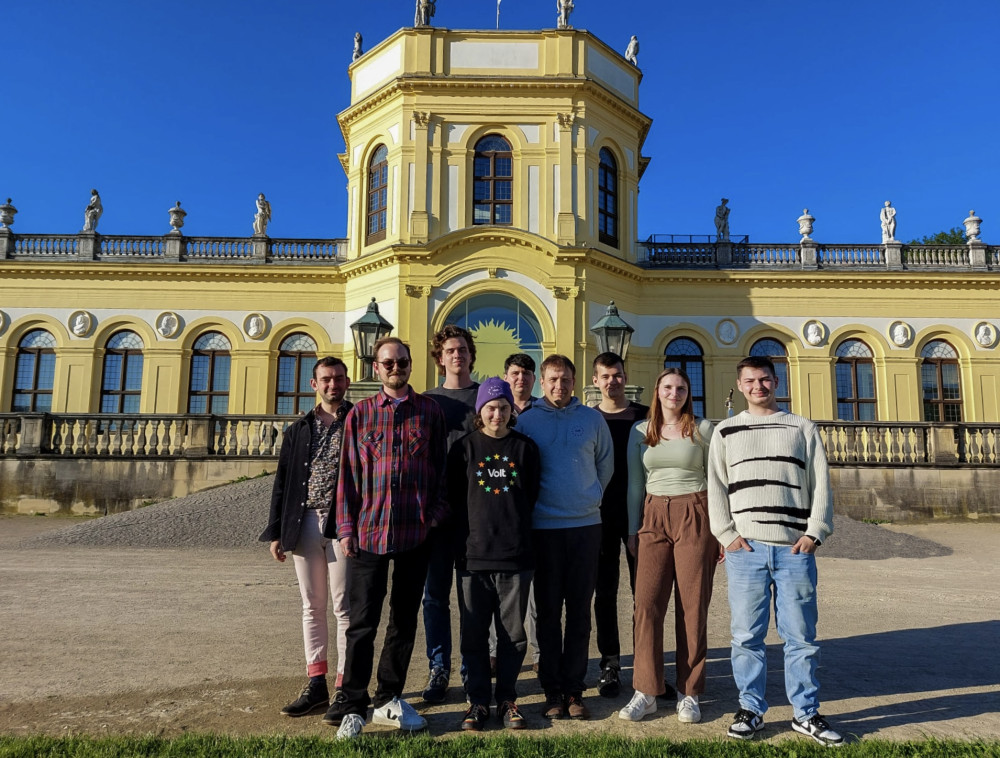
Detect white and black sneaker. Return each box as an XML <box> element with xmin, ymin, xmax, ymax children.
<box><xmin>792</xmin><ymin>713</ymin><xmax>844</xmax><ymax>747</ymax></box>
<box><xmin>727</xmin><ymin>708</ymin><xmax>764</xmax><ymax>740</ymax></box>
<box><xmin>372</xmin><ymin>696</ymin><xmax>428</xmax><ymax>732</ymax></box>
<box><xmin>336</xmin><ymin>713</ymin><xmax>365</xmax><ymax>740</ymax></box>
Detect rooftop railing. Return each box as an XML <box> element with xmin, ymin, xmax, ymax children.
<box><xmin>2</xmin><ymin>413</ymin><xmax>999</xmax><ymax>466</ymax></box>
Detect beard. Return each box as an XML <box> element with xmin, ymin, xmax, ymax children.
<box><xmin>383</xmin><ymin>373</ymin><xmax>408</xmax><ymax>390</ymax></box>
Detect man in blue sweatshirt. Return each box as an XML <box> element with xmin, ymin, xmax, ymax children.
<box><xmin>516</xmin><ymin>354</ymin><xmax>613</xmax><ymax>720</ymax></box>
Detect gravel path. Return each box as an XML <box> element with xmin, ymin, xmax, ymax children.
<box><xmin>21</xmin><ymin>475</ymin><xmax>951</xmax><ymax>560</ymax></box>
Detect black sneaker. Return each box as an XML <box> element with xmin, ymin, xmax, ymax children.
<box><xmin>281</xmin><ymin>678</ymin><xmax>329</xmax><ymax>717</ymax></box>
<box><xmin>727</xmin><ymin>708</ymin><xmax>764</xmax><ymax>740</ymax></box>
<box><xmin>322</xmin><ymin>689</ymin><xmax>350</xmax><ymax>726</ymax></box>
<box><xmin>598</xmin><ymin>666</ymin><xmax>620</xmax><ymax>698</ymax></box>
<box><xmin>499</xmin><ymin>701</ymin><xmax>526</xmax><ymax>730</ymax></box>
<box><xmin>422</xmin><ymin>667</ymin><xmax>449</xmax><ymax>703</ymax></box>
<box><xmin>792</xmin><ymin>713</ymin><xmax>844</xmax><ymax>747</ymax></box>
<box><xmin>461</xmin><ymin>703</ymin><xmax>490</xmax><ymax>731</ymax></box>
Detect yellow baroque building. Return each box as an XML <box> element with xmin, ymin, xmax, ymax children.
<box><xmin>2</xmin><ymin>25</ymin><xmax>999</xmax><ymax>425</ymax></box>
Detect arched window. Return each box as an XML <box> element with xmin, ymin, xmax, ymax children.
<box><xmin>598</xmin><ymin>148</ymin><xmax>618</xmax><ymax>247</ymax></box>
<box><xmin>12</xmin><ymin>329</ymin><xmax>56</xmax><ymax>412</ymax></box>
<box><xmin>276</xmin><ymin>333</ymin><xmax>319</xmax><ymax>415</ymax></box>
<box><xmin>921</xmin><ymin>340</ymin><xmax>962</xmax><ymax>422</ymax></box>
<box><xmin>444</xmin><ymin>292</ymin><xmax>544</xmax><ymax>381</ymax></box>
<box><xmin>664</xmin><ymin>337</ymin><xmax>705</xmax><ymax>417</ymax></box>
<box><xmin>473</xmin><ymin>134</ymin><xmax>513</xmax><ymax>225</ymax></box>
<box><xmin>366</xmin><ymin>144</ymin><xmax>388</xmax><ymax>245</ymax></box>
<box><xmin>750</xmin><ymin>338</ymin><xmax>790</xmax><ymax>411</ymax></box>
<box><xmin>188</xmin><ymin>332</ymin><xmax>231</xmax><ymax>414</ymax></box>
<box><xmin>101</xmin><ymin>331</ymin><xmax>144</xmax><ymax>413</ymax></box>
<box><xmin>835</xmin><ymin>339</ymin><xmax>877</xmax><ymax>421</ymax></box>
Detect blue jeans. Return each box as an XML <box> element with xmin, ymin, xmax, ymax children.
<box><xmin>725</xmin><ymin>540</ymin><xmax>820</xmax><ymax>720</ymax></box>
<box><xmin>422</xmin><ymin>525</ymin><xmax>454</xmax><ymax>671</ymax></box>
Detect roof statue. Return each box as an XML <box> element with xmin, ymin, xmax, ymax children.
<box><xmin>253</xmin><ymin>193</ymin><xmax>272</xmax><ymax>236</ymax></box>
<box><xmin>557</xmin><ymin>0</ymin><xmax>574</xmax><ymax>30</ymax></box>
<box><xmin>82</xmin><ymin>189</ymin><xmax>103</xmax><ymax>232</ymax></box>
<box><xmin>353</xmin><ymin>32</ymin><xmax>363</xmax><ymax>61</ymax></box>
<box><xmin>880</xmin><ymin>200</ymin><xmax>896</xmax><ymax>243</ymax></box>
<box><xmin>625</xmin><ymin>35</ymin><xmax>639</xmax><ymax>66</ymax></box>
<box><xmin>415</xmin><ymin>0</ymin><xmax>436</xmax><ymax>27</ymax></box>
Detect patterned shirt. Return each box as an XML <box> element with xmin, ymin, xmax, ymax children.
<box><xmin>336</xmin><ymin>387</ymin><xmax>448</xmax><ymax>554</ymax></box>
<box><xmin>305</xmin><ymin>402</ymin><xmax>351</xmax><ymax>510</ymax></box>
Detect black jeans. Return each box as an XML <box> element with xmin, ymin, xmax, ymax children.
<box><xmin>457</xmin><ymin>569</ymin><xmax>532</xmax><ymax>706</ymax></box>
<box><xmin>532</xmin><ymin>524</ymin><xmax>602</xmax><ymax>697</ymax></box>
<box><xmin>339</xmin><ymin>541</ymin><xmax>431</xmax><ymax>714</ymax></box>
<box><xmin>594</xmin><ymin>525</ymin><xmax>637</xmax><ymax>670</ymax></box>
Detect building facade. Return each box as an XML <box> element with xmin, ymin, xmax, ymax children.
<box><xmin>2</xmin><ymin>25</ymin><xmax>999</xmax><ymax>425</ymax></box>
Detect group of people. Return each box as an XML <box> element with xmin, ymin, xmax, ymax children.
<box><xmin>260</xmin><ymin>325</ymin><xmax>844</xmax><ymax>747</ymax></box>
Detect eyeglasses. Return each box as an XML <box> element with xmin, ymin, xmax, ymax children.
<box><xmin>378</xmin><ymin>358</ymin><xmax>411</xmax><ymax>370</ymax></box>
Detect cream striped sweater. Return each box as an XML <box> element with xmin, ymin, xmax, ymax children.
<box><xmin>708</xmin><ymin>411</ymin><xmax>833</xmax><ymax>548</ymax></box>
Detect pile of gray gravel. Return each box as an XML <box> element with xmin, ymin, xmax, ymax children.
<box><xmin>21</xmin><ymin>476</ymin><xmax>951</xmax><ymax>560</ymax></box>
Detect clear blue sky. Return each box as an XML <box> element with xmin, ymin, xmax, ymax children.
<box><xmin>6</xmin><ymin>1</ymin><xmax>997</xmax><ymax>243</ymax></box>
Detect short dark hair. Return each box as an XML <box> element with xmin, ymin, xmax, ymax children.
<box><xmin>430</xmin><ymin>324</ymin><xmax>476</xmax><ymax>377</ymax></box>
<box><xmin>540</xmin><ymin>354</ymin><xmax>576</xmax><ymax>378</ymax></box>
<box><xmin>592</xmin><ymin>351</ymin><xmax>624</xmax><ymax>373</ymax></box>
<box><xmin>373</xmin><ymin>336</ymin><xmax>410</xmax><ymax>359</ymax></box>
<box><xmin>736</xmin><ymin>355</ymin><xmax>776</xmax><ymax>378</ymax></box>
<box><xmin>504</xmin><ymin>353</ymin><xmax>536</xmax><ymax>373</ymax></box>
<box><xmin>312</xmin><ymin>356</ymin><xmax>348</xmax><ymax>379</ymax></box>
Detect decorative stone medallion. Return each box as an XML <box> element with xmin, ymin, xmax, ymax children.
<box><xmin>244</xmin><ymin>313</ymin><xmax>268</xmax><ymax>340</ymax></box>
<box><xmin>156</xmin><ymin>311</ymin><xmax>181</xmax><ymax>338</ymax></box>
<box><xmin>802</xmin><ymin>319</ymin><xmax>825</xmax><ymax>346</ymax></box>
<box><xmin>716</xmin><ymin>318</ymin><xmax>739</xmax><ymax>345</ymax></box>
<box><xmin>69</xmin><ymin>310</ymin><xmax>93</xmax><ymax>338</ymax></box>
<box><xmin>974</xmin><ymin>321</ymin><xmax>996</xmax><ymax>348</ymax></box>
<box><xmin>888</xmin><ymin>320</ymin><xmax>911</xmax><ymax>348</ymax></box>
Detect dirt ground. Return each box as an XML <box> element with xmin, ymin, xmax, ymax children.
<box><xmin>1</xmin><ymin>514</ymin><xmax>998</xmax><ymax>744</ymax></box>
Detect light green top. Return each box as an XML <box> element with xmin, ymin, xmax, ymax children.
<box><xmin>626</xmin><ymin>418</ymin><xmax>714</xmax><ymax>535</ymax></box>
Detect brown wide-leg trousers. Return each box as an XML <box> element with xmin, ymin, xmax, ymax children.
<box><xmin>631</xmin><ymin>490</ymin><xmax>719</xmax><ymax>697</ymax></box>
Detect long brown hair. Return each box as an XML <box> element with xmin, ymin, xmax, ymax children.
<box><xmin>643</xmin><ymin>367</ymin><xmax>699</xmax><ymax>447</ymax></box>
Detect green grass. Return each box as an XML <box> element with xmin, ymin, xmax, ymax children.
<box><xmin>861</xmin><ymin>518</ymin><xmax>892</xmax><ymax>525</ymax></box>
<box><xmin>1</xmin><ymin>735</ymin><xmax>997</xmax><ymax>758</ymax></box>
<box><xmin>227</xmin><ymin>470</ymin><xmax>272</xmax><ymax>485</ymax></box>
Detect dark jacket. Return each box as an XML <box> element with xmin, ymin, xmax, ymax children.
<box><xmin>258</xmin><ymin>403</ymin><xmax>351</xmax><ymax>552</ymax></box>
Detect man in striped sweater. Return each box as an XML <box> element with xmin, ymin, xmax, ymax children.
<box><xmin>708</xmin><ymin>356</ymin><xmax>843</xmax><ymax>748</ymax></box>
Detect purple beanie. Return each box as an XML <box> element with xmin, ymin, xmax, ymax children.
<box><xmin>475</xmin><ymin>377</ymin><xmax>515</xmax><ymax>413</ymax></box>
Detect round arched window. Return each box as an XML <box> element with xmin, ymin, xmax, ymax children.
<box><xmin>443</xmin><ymin>293</ymin><xmax>543</xmax><ymax>381</ymax></box>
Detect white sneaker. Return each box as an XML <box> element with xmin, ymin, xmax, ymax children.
<box><xmin>618</xmin><ymin>690</ymin><xmax>657</xmax><ymax>721</ymax></box>
<box><xmin>676</xmin><ymin>694</ymin><xmax>701</xmax><ymax>723</ymax></box>
<box><xmin>336</xmin><ymin>713</ymin><xmax>365</xmax><ymax>740</ymax></box>
<box><xmin>372</xmin><ymin>696</ymin><xmax>428</xmax><ymax>731</ymax></box>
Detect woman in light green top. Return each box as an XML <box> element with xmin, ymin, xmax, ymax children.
<box><xmin>618</xmin><ymin>368</ymin><xmax>722</xmax><ymax>725</ymax></box>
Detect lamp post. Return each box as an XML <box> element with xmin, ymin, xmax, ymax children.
<box><xmin>589</xmin><ymin>300</ymin><xmax>634</xmax><ymax>362</ymax></box>
<box><xmin>350</xmin><ymin>297</ymin><xmax>394</xmax><ymax>381</ymax></box>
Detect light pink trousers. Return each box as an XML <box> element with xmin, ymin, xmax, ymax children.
<box><xmin>293</xmin><ymin>509</ymin><xmax>350</xmax><ymax>680</ymax></box>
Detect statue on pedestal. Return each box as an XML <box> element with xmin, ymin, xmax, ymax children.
<box><xmin>625</xmin><ymin>35</ymin><xmax>639</xmax><ymax>66</ymax></box>
<box><xmin>557</xmin><ymin>0</ymin><xmax>574</xmax><ymax>29</ymax></box>
<box><xmin>963</xmin><ymin>210</ymin><xmax>982</xmax><ymax>242</ymax></box>
<box><xmin>880</xmin><ymin>200</ymin><xmax>897</xmax><ymax>243</ymax></box>
<box><xmin>82</xmin><ymin>189</ymin><xmax>103</xmax><ymax>232</ymax></box>
<box><xmin>715</xmin><ymin>198</ymin><xmax>730</xmax><ymax>241</ymax></box>
<box><xmin>253</xmin><ymin>193</ymin><xmax>272</xmax><ymax>236</ymax></box>
<box><xmin>414</xmin><ymin>0</ymin><xmax>436</xmax><ymax>27</ymax></box>
<box><xmin>353</xmin><ymin>32</ymin><xmax>363</xmax><ymax>61</ymax></box>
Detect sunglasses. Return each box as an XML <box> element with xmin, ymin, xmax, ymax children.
<box><xmin>378</xmin><ymin>358</ymin><xmax>411</xmax><ymax>370</ymax></box>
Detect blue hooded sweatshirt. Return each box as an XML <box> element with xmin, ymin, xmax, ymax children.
<box><xmin>516</xmin><ymin>396</ymin><xmax>614</xmax><ymax>530</ymax></box>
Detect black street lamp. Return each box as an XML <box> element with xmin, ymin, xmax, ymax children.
<box><xmin>590</xmin><ymin>300</ymin><xmax>634</xmax><ymax>362</ymax></box>
<box><xmin>350</xmin><ymin>297</ymin><xmax>394</xmax><ymax>380</ymax></box>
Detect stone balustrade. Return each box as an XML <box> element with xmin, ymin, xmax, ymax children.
<box><xmin>3</xmin><ymin>412</ymin><xmax>999</xmax><ymax>467</ymax></box>
<box><xmin>0</xmin><ymin>231</ymin><xmax>347</xmax><ymax>264</ymax></box>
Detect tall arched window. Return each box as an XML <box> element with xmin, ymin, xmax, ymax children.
<box><xmin>598</xmin><ymin>148</ymin><xmax>618</xmax><ymax>247</ymax></box>
<box><xmin>921</xmin><ymin>340</ymin><xmax>962</xmax><ymax>422</ymax></box>
<box><xmin>473</xmin><ymin>134</ymin><xmax>513</xmax><ymax>225</ymax></box>
<box><xmin>835</xmin><ymin>339</ymin><xmax>877</xmax><ymax>421</ymax></box>
<box><xmin>188</xmin><ymin>332</ymin><xmax>231</xmax><ymax>414</ymax></box>
<box><xmin>276</xmin><ymin>333</ymin><xmax>319</xmax><ymax>415</ymax></box>
<box><xmin>12</xmin><ymin>329</ymin><xmax>56</xmax><ymax>412</ymax></box>
<box><xmin>664</xmin><ymin>337</ymin><xmax>705</xmax><ymax>417</ymax></box>
<box><xmin>444</xmin><ymin>292</ymin><xmax>544</xmax><ymax>381</ymax></box>
<box><xmin>366</xmin><ymin>144</ymin><xmax>388</xmax><ymax>245</ymax></box>
<box><xmin>750</xmin><ymin>338</ymin><xmax>790</xmax><ymax>411</ymax></box>
<box><xmin>101</xmin><ymin>331</ymin><xmax>144</xmax><ymax>413</ymax></box>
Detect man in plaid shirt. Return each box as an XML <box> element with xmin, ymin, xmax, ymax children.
<box><xmin>324</xmin><ymin>336</ymin><xmax>448</xmax><ymax>739</ymax></box>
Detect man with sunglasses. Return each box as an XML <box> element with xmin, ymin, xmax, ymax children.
<box><xmin>324</xmin><ymin>336</ymin><xmax>448</xmax><ymax>739</ymax></box>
